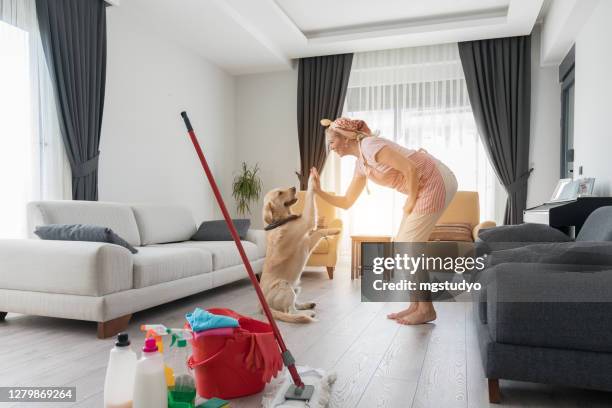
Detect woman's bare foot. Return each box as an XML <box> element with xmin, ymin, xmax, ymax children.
<box><xmin>397</xmin><ymin>309</ymin><xmax>436</xmax><ymax>325</ymax></box>
<box><xmin>387</xmin><ymin>303</ymin><xmax>417</xmax><ymax>320</ymax></box>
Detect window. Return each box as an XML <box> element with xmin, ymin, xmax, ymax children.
<box><xmin>0</xmin><ymin>1</ymin><xmax>70</xmax><ymax>239</ymax></box>
<box><xmin>0</xmin><ymin>20</ymin><xmax>33</xmax><ymax>238</ymax></box>
<box><xmin>322</xmin><ymin>44</ymin><xmax>498</xmax><ymax>246</ymax></box>
<box><xmin>559</xmin><ymin>45</ymin><xmax>575</xmax><ymax>179</ymax></box>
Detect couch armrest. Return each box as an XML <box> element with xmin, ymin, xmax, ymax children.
<box><xmin>478</xmin><ymin>223</ymin><xmax>572</xmax><ymax>243</ymax></box>
<box><xmin>0</xmin><ymin>239</ymin><xmax>133</xmax><ymax>296</ymax></box>
<box><xmin>485</xmin><ymin>263</ymin><xmax>612</xmax><ymax>352</ymax></box>
<box><xmin>245</xmin><ymin>229</ymin><xmax>266</xmax><ymax>258</ymax></box>
<box><xmin>472</xmin><ymin>221</ymin><xmax>496</xmax><ymax>241</ymax></box>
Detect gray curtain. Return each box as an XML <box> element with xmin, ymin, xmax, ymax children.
<box><xmin>297</xmin><ymin>53</ymin><xmax>353</xmax><ymax>190</ymax></box>
<box><xmin>36</xmin><ymin>0</ymin><xmax>107</xmax><ymax>200</ymax></box>
<box><xmin>458</xmin><ymin>36</ymin><xmax>531</xmax><ymax>225</ymax></box>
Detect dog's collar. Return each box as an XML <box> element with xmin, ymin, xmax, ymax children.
<box><xmin>265</xmin><ymin>214</ymin><xmax>301</xmax><ymax>231</ymax></box>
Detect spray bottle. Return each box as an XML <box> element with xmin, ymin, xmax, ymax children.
<box><xmin>133</xmin><ymin>338</ymin><xmax>168</xmax><ymax>408</ymax></box>
<box><xmin>140</xmin><ymin>324</ymin><xmax>175</xmax><ymax>386</ymax></box>
<box><xmin>166</xmin><ymin>330</ymin><xmax>196</xmax><ymax>406</ymax></box>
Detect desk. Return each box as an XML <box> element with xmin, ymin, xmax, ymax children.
<box><xmin>350</xmin><ymin>235</ymin><xmax>392</xmax><ymax>280</ymax></box>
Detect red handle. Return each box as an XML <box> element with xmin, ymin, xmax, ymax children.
<box><xmin>187</xmin><ymin>348</ymin><xmax>225</xmax><ymax>369</ymax></box>
<box><xmin>180</xmin><ymin>111</ymin><xmax>304</xmax><ymax>389</ymax></box>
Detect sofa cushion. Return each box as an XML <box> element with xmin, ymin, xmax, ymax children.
<box><xmin>429</xmin><ymin>223</ymin><xmax>473</xmax><ymax>242</ymax></box>
<box><xmin>151</xmin><ymin>241</ymin><xmax>260</xmax><ymax>270</ymax></box>
<box><xmin>34</xmin><ymin>224</ymin><xmax>138</xmax><ymax>254</ymax></box>
<box><xmin>478</xmin><ymin>223</ymin><xmax>572</xmax><ymax>243</ymax></box>
<box><xmin>131</xmin><ymin>204</ymin><xmax>197</xmax><ymax>245</ymax></box>
<box><xmin>487</xmin><ymin>241</ymin><xmax>612</xmax><ymax>267</ymax></box>
<box><xmin>27</xmin><ymin>201</ymin><xmax>141</xmax><ymax>246</ymax></box>
<box><xmin>485</xmin><ymin>263</ymin><xmax>612</xmax><ymax>353</ymax></box>
<box><xmin>132</xmin><ymin>246</ymin><xmax>212</xmax><ymax>288</ymax></box>
<box><xmin>0</xmin><ymin>239</ymin><xmax>133</xmax><ymax>296</ymax></box>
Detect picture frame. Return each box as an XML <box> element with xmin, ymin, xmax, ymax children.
<box><xmin>549</xmin><ymin>178</ymin><xmax>596</xmax><ymax>202</ymax></box>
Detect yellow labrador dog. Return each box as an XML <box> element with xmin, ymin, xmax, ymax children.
<box><xmin>260</xmin><ymin>175</ymin><xmax>340</xmax><ymax>323</ymax></box>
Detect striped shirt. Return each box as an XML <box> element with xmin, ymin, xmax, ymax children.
<box><xmin>354</xmin><ymin>137</ymin><xmax>447</xmax><ymax>215</ymax></box>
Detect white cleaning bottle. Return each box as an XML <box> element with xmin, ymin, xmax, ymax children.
<box><xmin>103</xmin><ymin>332</ymin><xmax>137</xmax><ymax>408</ymax></box>
<box><xmin>133</xmin><ymin>337</ymin><xmax>168</xmax><ymax>408</ymax></box>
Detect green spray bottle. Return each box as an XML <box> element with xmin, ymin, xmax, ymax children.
<box><xmin>166</xmin><ymin>329</ymin><xmax>196</xmax><ymax>407</ymax></box>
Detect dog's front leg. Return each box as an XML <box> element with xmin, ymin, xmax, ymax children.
<box><xmin>308</xmin><ymin>228</ymin><xmax>341</xmax><ymax>252</ymax></box>
<box><xmin>301</xmin><ymin>173</ymin><xmax>317</xmax><ymax>231</ymax></box>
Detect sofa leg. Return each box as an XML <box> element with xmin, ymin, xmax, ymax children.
<box><xmin>0</xmin><ymin>312</ymin><xmax>7</xmax><ymax>321</ymax></box>
<box><xmin>488</xmin><ymin>378</ymin><xmax>501</xmax><ymax>403</ymax></box>
<box><xmin>326</xmin><ymin>266</ymin><xmax>334</xmax><ymax>280</ymax></box>
<box><xmin>97</xmin><ymin>314</ymin><xmax>131</xmax><ymax>339</ymax></box>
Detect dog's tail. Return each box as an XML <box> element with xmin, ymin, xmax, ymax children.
<box><xmin>270</xmin><ymin>308</ymin><xmax>316</xmax><ymax>324</ymax></box>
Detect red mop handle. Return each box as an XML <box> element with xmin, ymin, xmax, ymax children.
<box><xmin>180</xmin><ymin>111</ymin><xmax>304</xmax><ymax>389</ymax></box>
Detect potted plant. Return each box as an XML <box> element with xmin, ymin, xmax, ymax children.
<box><xmin>232</xmin><ymin>162</ymin><xmax>263</xmax><ymax>216</ymax></box>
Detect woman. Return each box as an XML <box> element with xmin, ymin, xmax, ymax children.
<box><xmin>310</xmin><ymin>117</ymin><xmax>457</xmax><ymax>325</ymax></box>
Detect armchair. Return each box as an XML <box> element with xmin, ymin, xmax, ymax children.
<box><xmin>432</xmin><ymin>191</ymin><xmax>496</xmax><ymax>241</ymax></box>
<box><xmin>291</xmin><ymin>191</ymin><xmax>342</xmax><ymax>279</ymax></box>
<box><xmin>472</xmin><ymin>206</ymin><xmax>612</xmax><ymax>403</ymax></box>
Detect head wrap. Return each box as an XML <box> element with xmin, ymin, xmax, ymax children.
<box><xmin>320</xmin><ymin>117</ymin><xmax>372</xmax><ymax>139</ymax></box>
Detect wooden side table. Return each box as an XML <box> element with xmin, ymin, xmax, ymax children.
<box><xmin>350</xmin><ymin>235</ymin><xmax>392</xmax><ymax>280</ymax></box>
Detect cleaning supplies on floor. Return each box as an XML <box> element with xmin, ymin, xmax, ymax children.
<box><xmin>103</xmin><ymin>332</ymin><xmax>137</xmax><ymax>408</ymax></box>
<box><xmin>133</xmin><ymin>337</ymin><xmax>168</xmax><ymax>408</ymax></box>
<box><xmin>167</xmin><ymin>337</ymin><xmax>196</xmax><ymax>407</ymax></box>
<box><xmin>188</xmin><ymin>308</ymin><xmax>282</xmax><ymax>399</ymax></box>
<box><xmin>185</xmin><ymin>308</ymin><xmax>239</xmax><ymax>332</ymax></box>
<box><xmin>196</xmin><ymin>397</ymin><xmax>230</xmax><ymax>408</ymax></box>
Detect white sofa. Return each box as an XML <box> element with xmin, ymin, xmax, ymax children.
<box><xmin>0</xmin><ymin>201</ymin><xmax>266</xmax><ymax>338</ymax></box>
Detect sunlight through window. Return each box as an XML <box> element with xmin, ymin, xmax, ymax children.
<box><xmin>0</xmin><ymin>20</ymin><xmax>33</xmax><ymax>238</ymax></box>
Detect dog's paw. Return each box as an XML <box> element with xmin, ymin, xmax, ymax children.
<box><xmin>327</xmin><ymin>228</ymin><xmax>341</xmax><ymax>236</ymax></box>
<box><xmin>305</xmin><ymin>302</ymin><xmax>316</xmax><ymax>309</ymax></box>
<box><xmin>307</xmin><ymin>173</ymin><xmax>314</xmax><ymax>191</ymax></box>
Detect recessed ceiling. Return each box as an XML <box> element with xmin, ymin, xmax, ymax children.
<box><xmin>120</xmin><ymin>0</ymin><xmax>545</xmax><ymax>75</ymax></box>
<box><xmin>276</xmin><ymin>0</ymin><xmax>510</xmax><ymax>35</ymax></box>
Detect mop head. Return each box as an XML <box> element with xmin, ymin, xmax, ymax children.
<box><xmin>262</xmin><ymin>366</ymin><xmax>337</xmax><ymax>408</ymax></box>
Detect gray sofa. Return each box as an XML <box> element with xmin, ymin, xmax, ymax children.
<box><xmin>474</xmin><ymin>206</ymin><xmax>612</xmax><ymax>403</ymax></box>
<box><xmin>0</xmin><ymin>201</ymin><xmax>266</xmax><ymax>338</ymax></box>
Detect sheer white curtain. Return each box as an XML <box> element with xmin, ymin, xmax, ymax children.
<box><xmin>321</xmin><ymin>44</ymin><xmax>499</xmax><ymax>252</ymax></box>
<box><xmin>0</xmin><ymin>0</ymin><xmax>70</xmax><ymax>238</ymax></box>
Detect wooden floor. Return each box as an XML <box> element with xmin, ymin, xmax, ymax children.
<box><xmin>1</xmin><ymin>257</ymin><xmax>611</xmax><ymax>407</ymax></box>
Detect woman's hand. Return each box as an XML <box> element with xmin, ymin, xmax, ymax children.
<box><xmin>309</xmin><ymin>167</ymin><xmax>322</xmax><ymax>193</ymax></box>
<box><xmin>403</xmin><ymin>197</ymin><xmax>416</xmax><ymax>215</ymax></box>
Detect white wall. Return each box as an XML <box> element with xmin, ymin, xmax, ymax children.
<box><xmin>234</xmin><ymin>68</ymin><xmax>300</xmax><ymax>228</ymax></box>
<box><xmin>527</xmin><ymin>26</ymin><xmax>561</xmax><ymax>208</ymax></box>
<box><xmin>573</xmin><ymin>0</ymin><xmax>612</xmax><ymax>196</ymax></box>
<box><xmin>100</xmin><ymin>2</ymin><xmax>236</xmax><ymax>223</ymax></box>
<box><xmin>539</xmin><ymin>0</ymin><xmax>599</xmax><ymax>66</ymax></box>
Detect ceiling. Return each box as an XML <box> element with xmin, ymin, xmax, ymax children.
<box><xmin>125</xmin><ymin>0</ymin><xmax>545</xmax><ymax>75</ymax></box>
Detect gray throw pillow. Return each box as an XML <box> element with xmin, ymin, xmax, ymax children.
<box><xmin>34</xmin><ymin>224</ymin><xmax>138</xmax><ymax>254</ymax></box>
<box><xmin>191</xmin><ymin>219</ymin><xmax>250</xmax><ymax>241</ymax></box>
<box><xmin>478</xmin><ymin>223</ymin><xmax>572</xmax><ymax>243</ymax></box>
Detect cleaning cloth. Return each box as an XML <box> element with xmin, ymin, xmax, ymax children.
<box><xmin>261</xmin><ymin>366</ymin><xmax>337</xmax><ymax>407</ymax></box>
<box><xmin>185</xmin><ymin>308</ymin><xmax>239</xmax><ymax>333</ymax></box>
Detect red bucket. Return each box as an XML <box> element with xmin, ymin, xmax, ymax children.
<box><xmin>187</xmin><ymin>308</ymin><xmax>282</xmax><ymax>399</ymax></box>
